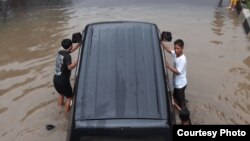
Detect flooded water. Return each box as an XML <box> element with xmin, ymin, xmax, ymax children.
<box><xmin>0</xmin><ymin>0</ymin><xmax>250</xmax><ymax>140</ymax></box>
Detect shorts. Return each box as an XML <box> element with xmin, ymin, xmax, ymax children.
<box><xmin>173</xmin><ymin>85</ymin><xmax>186</xmax><ymax>108</ymax></box>
<box><xmin>53</xmin><ymin>75</ymin><xmax>73</xmax><ymax>98</ymax></box>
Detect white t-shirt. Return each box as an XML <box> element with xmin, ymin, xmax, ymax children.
<box><xmin>171</xmin><ymin>50</ymin><xmax>187</xmax><ymax>88</ymax></box>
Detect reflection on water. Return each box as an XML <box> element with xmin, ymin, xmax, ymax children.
<box><xmin>0</xmin><ymin>0</ymin><xmax>73</xmax><ymax>21</ymax></box>
<box><xmin>211</xmin><ymin>0</ymin><xmax>226</xmax><ymax>36</ymax></box>
<box><xmin>0</xmin><ymin>2</ymin><xmax>73</xmax><ymax>141</ymax></box>
<box><xmin>0</xmin><ymin>4</ymin><xmax>71</xmax><ymax>66</ymax></box>
<box><xmin>0</xmin><ymin>0</ymin><xmax>11</xmax><ymax>20</ymax></box>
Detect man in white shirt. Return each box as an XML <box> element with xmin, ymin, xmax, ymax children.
<box><xmin>162</xmin><ymin>39</ymin><xmax>187</xmax><ymax>108</ymax></box>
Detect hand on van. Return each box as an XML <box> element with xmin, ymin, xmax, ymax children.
<box><xmin>70</xmin><ymin>42</ymin><xmax>82</xmax><ymax>53</ymax></box>
<box><xmin>165</xmin><ymin>60</ymin><xmax>180</xmax><ymax>75</ymax></box>
<box><xmin>68</xmin><ymin>60</ymin><xmax>78</xmax><ymax>70</ymax></box>
<box><xmin>161</xmin><ymin>41</ymin><xmax>172</xmax><ymax>54</ymax></box>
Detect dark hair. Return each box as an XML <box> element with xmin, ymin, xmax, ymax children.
<box><xmin>174</xmin><ymin>39</ymin><xmax>184</xmax><ymax>48</ymax></box>
<box><xmin>179</xmin><ymin>107</ymin><xmax>190</xmax><ymax>121</ymax></box>
<box><xmin>72</xmin><ymin>32</ymin><xmax>82</xmax><ymax>43</ymax></box>
<box><xmin>161</xmin><ymin>31</ymin><xmax>172</xmax><ymax>42</ymax></box>
<box><xmin>61</xmin><ymin>39</ymin><xmax>72</xmax><ymax>49</ymax></box>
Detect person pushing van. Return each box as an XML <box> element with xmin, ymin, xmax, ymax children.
<box><xmin>161</xmin><ymin>38</ymin><xmax>187</xmax><ymax>108</ymax></box>
<box><xmin>53</xmin><ymin>38</ymin><xmax>81</xmax><ymax>113</ymax></box>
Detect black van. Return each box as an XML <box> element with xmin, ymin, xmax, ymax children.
<box><xmin>67</xmin><ymin>21</ymin><xmax>175</xmax><ymax>141</ymax></box>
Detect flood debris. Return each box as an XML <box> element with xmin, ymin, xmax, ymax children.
<box><xmin>46</xmin><ymin>124</ymin><xmax>55</xmax><ymax>131</ymax></box>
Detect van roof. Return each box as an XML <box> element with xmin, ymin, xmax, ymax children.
<box><xmin>75</xmin><ymin>21</ymin><xmax>169</xmax><ymax>121</ymax></box>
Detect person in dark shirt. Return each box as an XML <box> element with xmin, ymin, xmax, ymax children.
<box><xmin>179</xmin><ymin>106</ymin><xmax>192</xmax><ymax>125</ymax></box>
<box><xmin>53</xmin><ymin>38</ymin><xmax>81</xmax><ymax>113</ymax></box>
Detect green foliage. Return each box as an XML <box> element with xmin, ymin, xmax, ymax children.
<box><xmin>247</xmin><ymin>0</ymin><xmax>250</xmax><ymax>9</ymax></box>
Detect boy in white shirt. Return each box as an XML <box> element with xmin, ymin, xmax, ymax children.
<box><xmin>162</xmin><ymin>39</ymin><xmax>187</xmax><ymax>108</ymax></box>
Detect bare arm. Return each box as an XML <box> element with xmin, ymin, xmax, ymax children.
<box><xmin>167</xmin><ymin>65</ymin><xmax>180</xmax><ymax>75</ymax></box>
<box><xmin>161</xmin><ymin>41</ymin><xmax>173</xmax><ymax>54</ymax></box>
<box><xmin>165</xmin><ymin>60</ymin><xmax>180</xmax><ymax>75</ymax></box>
<box><xmin>70</xmin><ymin>43</ymin><xmax>81</xmax><ymax>53</ymax></box>
<box><xmin>68</xmin><ymin>60</ymin><xmax>78</xmax><ymax>70</ymax></box>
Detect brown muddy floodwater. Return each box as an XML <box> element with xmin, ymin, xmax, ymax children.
<box><xmin>0</xmin><ymin>0</ymin><xmax>250</xmax><ymax>141</ymax></box>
